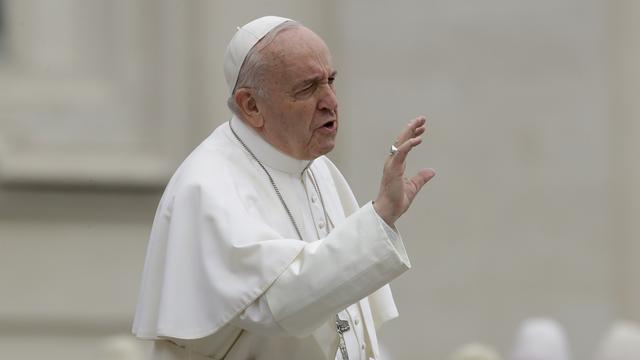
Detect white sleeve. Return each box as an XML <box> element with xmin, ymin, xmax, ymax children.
<box><xmin>176</xmin><ymin>201</ymin><xmax>410</xmax><ymax>341</ymax></box>
<box><xmin>230</xmin><ymin>293</ymin><xmax>288</xmax><ymax>336</ymax></box>
<box><xmin>264</xmin><ymin>201</ymin><xmax>410</xmax><ymax>337</ymax></box>
<box><xmin>374</xmin><ymin>206</ymin><xmax>410</xmax><ymax>267</ymax></box>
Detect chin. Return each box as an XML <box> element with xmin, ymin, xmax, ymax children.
<box><xmin>314</xmin><ymin>143</ymin><xmax>336</xmax><ymax>158</ymax></box>
<box><xmin>304</xmin><ymin>135</ymin><xmax>337</xmax><ymax>159</ymax></box>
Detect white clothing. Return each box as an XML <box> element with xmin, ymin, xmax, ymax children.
<box><xmin>509</xmin><ymin>318</ymin><xmax>570</xmax><ymax>360</ymax></box>
<box><xmin>223</xmin><ymin>16</ymin><xmax>291</xmax><ymax>94</ymax></box>
<box><xmin>595</xmin><ymin>321</ymin><xmax>640</xmax><ymax>360</ymax></box>
<box><xmin>133</xmin><ymin>117</ymin><xmax>411</xmax><ymax>359</ymax></box>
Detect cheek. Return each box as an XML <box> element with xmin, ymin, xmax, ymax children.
<box><xmin>270</xmin><ymin>100</ymin><xmax>318</xmax><ymax>140</ymax></box>
<box><xmin>287</xmin><ymin>103</ymin><xmax>316</xmax><ymax>129</ymax></box>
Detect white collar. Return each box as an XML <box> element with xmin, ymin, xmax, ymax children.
<box><xmin>229</xmin><ymin>116</ymin><xmax>313</xmax><ymax>175</ymax></box>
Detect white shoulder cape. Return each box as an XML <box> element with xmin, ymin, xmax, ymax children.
<box><xmin>132</xmin><ymin>121</ymin><xmax>400</xmax><ymax>341</ymax></box>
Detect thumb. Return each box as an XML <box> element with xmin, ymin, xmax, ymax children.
<box><xmin>410</xmin><ymin>168</ymin><xmax>436</xmax><ymax>193</ymax></box>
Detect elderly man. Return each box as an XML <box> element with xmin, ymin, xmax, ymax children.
<box><xmin>133</xmin><ymin>16</ymin><xmax>435</xmax><ymax>360</ymax></box>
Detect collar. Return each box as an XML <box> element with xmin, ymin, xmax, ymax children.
<box><xmin>229</xmin><ymin>115</ymin><xmax>313</xmax><ymax>175</ymax></box>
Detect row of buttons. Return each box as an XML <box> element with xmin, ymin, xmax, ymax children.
<box><xmin>306</xmin><ymin>183</ymin><xmax>326</xmax><ymax>232</ymax></box>
<box><xmin>306</xmin><ymin>174</ymin><xmax>368</xmax><ymax>356</ymax></box>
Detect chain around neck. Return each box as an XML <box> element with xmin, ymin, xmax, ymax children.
<box><xmin>229</xmin><ymin>121</ymin><xmax>304</xmax><ymax>240</ymax></box>
<box><xmin>229</xmin><ymin>120</ymin><xmax>347</xmax><ymax>359</ymax></box>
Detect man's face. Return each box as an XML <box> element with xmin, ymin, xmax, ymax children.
<box><xmin>255</xmin><ymin>27</ymin><xmax>338</xmax><ymax>160</ymax></box>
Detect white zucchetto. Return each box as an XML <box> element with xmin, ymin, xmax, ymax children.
<box><xmin>223</xmin><ymin>15</ymin><xmax>292</xmax><ymax>94</ymax></box>
<box><xmin>595</xmin><ymin>321</ymin><xmax>640</xmax><ymax>360</ymax></box>
<box><xmin>509</xmin><ymin>318</ymin><xmax>570</xmax><ymax>360</ymax></box>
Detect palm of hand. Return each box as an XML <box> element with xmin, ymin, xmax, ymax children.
<box><xmin>374</xmin><ymin>117</ymin><xmax>435</xmax><ymax>226</ymax></box>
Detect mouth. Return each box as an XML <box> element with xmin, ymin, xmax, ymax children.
<box><xmin>321</xmin><ymin>120</ymin><xmax>337</xmax><ymax>131</ymax></box>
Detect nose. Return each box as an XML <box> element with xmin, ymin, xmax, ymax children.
<box><xmin>317</xmin><ymin>84</ymin><xmax>338</xmax><ymax>114</ymax></box>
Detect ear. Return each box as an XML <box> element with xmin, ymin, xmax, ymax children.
<box><xmin>234</xmin><ymin>88</ymin><xmax>264</xmax><ymax>128</ymax></box>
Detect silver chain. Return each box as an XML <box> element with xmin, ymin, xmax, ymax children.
<box><xmin>229</xmin><ymin>123</ymin><xmax>304</xmax><ymax>240</ymax></box>
<box><xmin>309</xmin><ymin>169</ymin><xmax>348</xmax><ymax>359</ymax></box>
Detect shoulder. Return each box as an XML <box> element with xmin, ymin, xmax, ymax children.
<box><xmin>161</xmin><ymin>123</ymin><xmax>255</xmax><ymax>207</ymax></box>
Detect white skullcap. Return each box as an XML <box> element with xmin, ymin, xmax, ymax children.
<box><xmin>509</xmin><ymin>318</ymin><xmax>570</xmax><ymax>360</ymax></box>
<box><xmin>595</xmin><ymin>321</ymin><xmax>640</xmax><ymax>360</ymax></box>
<box><xmin>223</xmin><ymin>16</ymin><xmax>293</xmax><ymax>94</ymax></box>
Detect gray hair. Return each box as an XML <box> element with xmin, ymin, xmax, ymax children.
<box><xmin>227</xmin><ymin>20</ymin><xmax>302</xmax><ymax>117</ymax></box>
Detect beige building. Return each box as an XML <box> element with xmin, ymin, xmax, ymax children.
<box><xmin>0</xmin><ymin>1</ymin><xmax>638</xmax><ymax>358</ymax></box>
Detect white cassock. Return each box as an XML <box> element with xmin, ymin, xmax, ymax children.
<box><xmin>132</xmin><ymin>116</ymin><xmax>412</xmax><ymax>360</ymax></box>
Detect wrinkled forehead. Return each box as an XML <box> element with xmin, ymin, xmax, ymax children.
<box><xmin>262</xmin><ymin>27</ymin><xmax>334</xmax><ymax>75</ymax></box>
<box><xmin>277</xmin><ymin>27</ymin><xmax>330</xmax><ymax>54</ymax></box>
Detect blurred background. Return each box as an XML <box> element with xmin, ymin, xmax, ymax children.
<box><xmin>0</xmin><ymin>0</ymin><xmax>638</xmax><ymax>359</ymax></box>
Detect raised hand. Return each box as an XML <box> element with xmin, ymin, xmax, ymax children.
<box><xmin>373</xmin><ymin>116</ymin><xmax>436</xmax><ymax>226</ymax></box>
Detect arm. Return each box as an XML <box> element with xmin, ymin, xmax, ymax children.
<box><xmin>231</xmin><ymin>203</ymin><xmax>409</xmax><ymax>337</ymax></box>
<box><xmin>232</xmin><ymin>116</ymin><xmax>434</xmax><ymax>337</ymax></box>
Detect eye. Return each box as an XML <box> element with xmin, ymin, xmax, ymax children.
<box><xmin>328</xmin><ymin>76</ymin><xmax>335</xmax><ymax>85</ymax></box>
<box><xmin>296</xmin><ymin>83</ymin><xmax>315</xmax><ymax>97</ymax></box>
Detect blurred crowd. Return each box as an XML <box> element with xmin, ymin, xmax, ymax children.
<box><xmin>450</xmin><ymin>318</ymin><xmax>640</xmax><ymax>360</ymax></box>
<box><xmin>96</xmin><ymin>318</ymin><xmax>640</xmax><ymax>360</ymax></box>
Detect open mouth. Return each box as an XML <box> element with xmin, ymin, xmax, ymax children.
<box><xmin>322</xmin><ymin>120</ymin><xmax>337</xmax><ymax>129</ymax></box>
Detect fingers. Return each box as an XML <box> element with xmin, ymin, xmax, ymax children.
<box><xmin>391</xmin><ymin>136</ymin><xmax>422</xmax><ymax>165</ymax></box>
<box><xmin>394</xmin><ymin>116</ymin><xmax>426</xmax><ymax>147</ymax></box>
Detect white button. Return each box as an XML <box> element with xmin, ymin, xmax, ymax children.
<box><xmin>311</xmin><ymin>194</ymin><xmax>318</xmax><ymax>203</ymax></box>
<box><xmin>354</xmin><ymin>318</ymin><xmax>360</xmax><ymax>325</ymax></box>
<box><xmin>361</xmin><ymin>344</ymin><xmax>365</xmax><ymax>350</ymax></box>
<box><xmin>318</xmin><ymin>221</ymin><xmax>325</xmax><ymax>229</ymax></box>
